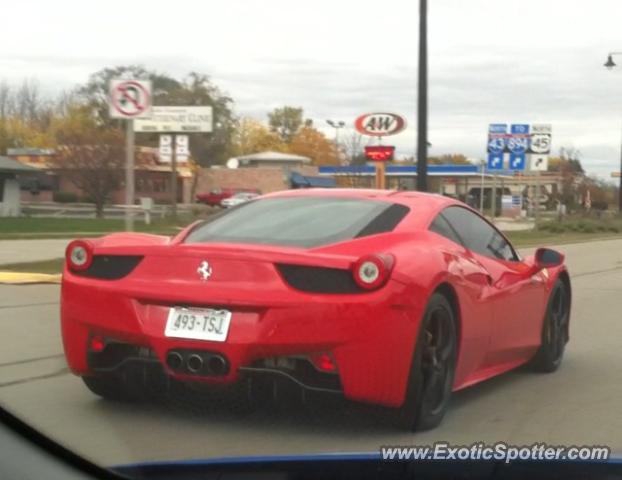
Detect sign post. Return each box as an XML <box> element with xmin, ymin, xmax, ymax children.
<box><xmin>126</xmin><ymin>120</ymin><xmax>135</xmax><ymax>229</ymax></box>
<box><xmin>375</xmin><ymin>162</ymin><xmax>386</xmax><ymax>189</ymax></box>
<box><xmin>363</xmin><ymin>145</ymin><xmax>394</xmax><ymax>188</ymax></box>
<box><xmin>528</xmin><ymin>124</ymin><xmax>552</xmax><ymax>223</ymax></box>
<box><xmin>534</xmin><ymin>170</ymin><xmax>541</xmax><ymax>223</ymax></box>
<box><xmin>171</xmin><ymin>134</ymin><xmax>177</xmax><ymax>219</ymax></box>
<box><xmin>109</xmin><ymin>79</ymin><xmax>152</xmax><ymax>231</ymax></box>
<box><xmin>480</xmin><ymin>161</ymin><xmax>485</xmax><ymax>214</ymax></box>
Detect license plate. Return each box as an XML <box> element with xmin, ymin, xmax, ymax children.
<box><xmin>165</xmin><ymin>307</ymin><xmax>231</xmax><ymax>342</ymax></box>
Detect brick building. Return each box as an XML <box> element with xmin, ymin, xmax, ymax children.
<box><xmin>8</xmin><ymin>147</ymin><xmax>193</xmax><ymax>204</ymax></box>
<box><xmin>195</xmin><ymin>151</ymin><xmax>331</xmax><ymax>197</ymax></box>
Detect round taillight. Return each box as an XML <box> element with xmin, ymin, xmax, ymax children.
<box><xmin>66</xmin><ymin>240</ymin><xmax>93</xmax><ymax>271</ymax></box>
<box><xmin>352</xmin><ymin>254</ymin><xmax>393</xmax><ymax>290</ymax></box>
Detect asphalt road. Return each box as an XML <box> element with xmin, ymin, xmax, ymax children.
<box><xmin>0</xmin><ymin>239</ymin><xmax>69</xmax><ymax>264</ymax></box>
<box><xmin>1</xmin><ymin>239</ymin><xmax>622</xmax><ymax>467</ymax></box>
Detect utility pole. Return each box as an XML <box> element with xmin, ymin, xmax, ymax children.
<box><xmin>416</xmin><ymin>0</ymin><xmax>428</xmax><ymax>192</ymax></box>
<box><xmin>534</xmin><ymin>170</ymin><xmax>541</xmax><ymax>224</ymax></box>
<box><xmin>326</xmin><ymin>120</ymin><xmax>345</xmax><ymax>145</ymax></box>
<box><xmin>619</xmin><ymin>123</ymin><xmax>622</xmax><ymax>213</ymax></box>
<box><xmin>170</xmin><ymin>134</ymin><xmax>177</xmax><ymax>220</ymax></box>
<box><xmin>490</xmin><ymin>174</ymin><xmax>497</xmax><ymax>218</ymax></box>
<box><xmin>479</xmin><ymin>160</ymin><xmax>485</xmax><ymax>213</ymax></box>
<box><xmin>125</xmin><ymin>119</ymin><xmax>135</xmax><ymax>231</ymax></box>
<box><xmin>602</xmin><ymin>53</ymin><xmax>622</xmax><ymax>213</ymax></box>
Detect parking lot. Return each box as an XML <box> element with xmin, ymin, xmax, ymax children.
<box><xmin>1</xmin><ymin>238</ymin><xmax>622</xmax><ymax>466</ymax></box>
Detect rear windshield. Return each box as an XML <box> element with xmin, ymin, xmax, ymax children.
<box><xmin>184</xmin><ymin>197</ymin><xmax>409</xmax><ymax>248</ymax></box>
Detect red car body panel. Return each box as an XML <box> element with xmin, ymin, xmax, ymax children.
<box><xmin>61</xmin><ymin>189</ymin><xmax>568</xmax><ymax>408</ymax></box>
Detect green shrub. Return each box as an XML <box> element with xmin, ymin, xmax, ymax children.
<box><xmin>53</xmin><ymin>191</ymin><xmax>78</xmax><ymax>203</ymax></box>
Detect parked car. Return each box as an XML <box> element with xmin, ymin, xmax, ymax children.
<box><xmin>196</xmin><ymin>187</ymin><xmax>261</xmax><ymax>207</ymax></box>
<box><xmin>221</xmin><ymin>192</ymin><xmax>260</xmax><ymax>208</ymax></box>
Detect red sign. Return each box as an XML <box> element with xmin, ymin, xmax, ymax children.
<box><xmin>355</xmin><ymin>113</ymin><xmax>406</xmax><ymax>137</ymax></box>
<box><xmin>364</xmin><ymin>145</ymin><xmax>395</xmax><ymax>162</ymax></box>
<box><xmin>109</xmin><ymin>79</ymin><xmax>152</xmax><ymax>119</ymax></box>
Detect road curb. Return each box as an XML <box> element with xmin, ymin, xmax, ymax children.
<box><xmin>0</xmin><ymin>272</ymin><xmax>62</xmax><ymax>285</ymax></box>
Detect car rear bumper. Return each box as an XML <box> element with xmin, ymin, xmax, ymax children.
<box><xmin>61</xmin><ymin>273</ymin><xmax>423</xmax><ymax>407</ymax></box>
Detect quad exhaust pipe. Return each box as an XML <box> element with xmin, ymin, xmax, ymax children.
<box><xmin>166</xmin><ymin>351</ymin><xmax>183</xmax><ymax>370</ymax></box>
<box><xmin>165</xmin><ymin>350</ymin><xmax>228</xmax><ymax>376</ymax></box>
<box><xmin>186</xmin><ymin>354</ymin><xmax>204</xmax><ymax>373</ymax></box>
<box><xmin>207</xmin><ymin>355</ymin><xmax>227</xmax><ymax>375</ymax></box>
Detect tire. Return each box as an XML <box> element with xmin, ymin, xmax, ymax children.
<box><xmin>398</xmin><ymin>292</ymin><xmax>458</xmax><ymax>431</ymax></box>
<box><xmin>530</xmin><ymin>280</ymin><xmax>570</xmax><ymax>373</ymax></box>
<box><xmin>82</xmin><ymin>374</ymin><xmax>143</xmax><ymax>402</ymax></box>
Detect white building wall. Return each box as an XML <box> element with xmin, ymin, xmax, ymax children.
<box><xmin>0</xmin><ymin>178</ymin><xmax>21</xmax><ymax>217</ymax></box>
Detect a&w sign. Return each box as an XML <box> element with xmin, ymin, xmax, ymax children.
<box><xmin>354</xmin><ymin>112</ymin><xmax>406</xmax><ymax>137</ymax></box>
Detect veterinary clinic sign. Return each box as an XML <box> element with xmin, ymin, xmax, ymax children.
<box><xmin>134</xmin><ymin>106</ymin><xmax>213</xmax><ymax>133</ymax></box>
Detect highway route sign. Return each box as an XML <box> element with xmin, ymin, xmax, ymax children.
<box><xmin>487</xmin><ymin>124</ymin><xmax>506</xmax><ymax>170</ymax></box>
<box><xmin>508</xmin><ymin>124</ymin><xmax>529</xmax><ymax>171</ymax></box>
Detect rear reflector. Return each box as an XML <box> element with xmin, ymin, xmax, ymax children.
<box><xmin>88</xmin><ymin>335</ymin><xmax>105</xmax><ymax>353</ymax></box>
<box><xmin>309</xmin><ymin>352</ymin><xmax>338</xmax><ymax>373</ymax></box>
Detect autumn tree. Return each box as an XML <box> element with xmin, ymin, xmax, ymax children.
<box><xmin>52</xmin><ymin>105</ymin><xmax>125</xmax><ymax>217</ymax></box>
<box><xmin>232</xmin><ymin>117</ymin><xmax>287</xmax><ymax>156</ymax></box>
<box><xmin>289</xmin><ymin>126</ymin><xmax>340</xmax><ymax>165</ymax></box>
<box><xmin>268</xmin><ymin>106</ymin><xmax>304</xmax><ymax>143</ymax></box>
<box><xmin>0</xmin><ymin>79</ymin><xmax>56</xmax><ymax>153</ymax></box>
<box><xmin>548</xmin><ymin>147</ymin><xmax>585</xmax><ymax>209</ymax></box>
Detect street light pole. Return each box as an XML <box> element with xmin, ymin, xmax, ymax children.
<box><xmin>604</xmin><ymin>52</ymin><xmax>622</xmax><ymax>213</ymax></box>
<box><xmin>326</xmin><ymin>119</ymin><xmax>345</xmax><ymax>145</ymax></box>
<box><xmin>619</xmin><ymin>122</ymin><xmax>622</xmax><ymax>213</ymax></box>
<box><xmin>416</xmin><ymin>0</ymin><xmax>428</xmax><ymax>192</ymax></box>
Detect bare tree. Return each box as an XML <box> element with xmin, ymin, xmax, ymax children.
<box><xmin>54</xmin><ymin>127</ymin><xmax>125</xmax><ymax>218</ymax></box>
<box><xmin>0</xmin><ymin>81</ymin><xmax>11</xmax><ymax>119</ymax></box>
<box><xmin>342</xmin><ymin>131</ymin><xmax>368</xmax><ymax>165</ymax></box>
<box><xmin>13</xmin><ymin>79</ymin><xmax>40</xmax><ymax>122</ymax></box>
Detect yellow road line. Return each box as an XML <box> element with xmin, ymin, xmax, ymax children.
<box><xmin>0</xmin><ymin>272</ymin><xmax>61</xmax><ymax>284</ymax></box>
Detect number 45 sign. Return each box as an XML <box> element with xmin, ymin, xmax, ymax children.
<box><xmin>529</xmin><ymin>124</ymin><xmax>552</xmax><ymax>171</ymax></box>
<box><xmin>530</xmin><ymin>124</ymin><xmax>552</xmax><ymax>153</ymax></box>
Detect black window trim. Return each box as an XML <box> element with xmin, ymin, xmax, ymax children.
<box><xmin>428</xmin><ymin>212</ymin><xmax>465</xmax><ymax>247</ymax></box>
<box><xmin>434</xmin><ymin>206</ymin><xmax>521</xmax><ymax>263</ymax></box>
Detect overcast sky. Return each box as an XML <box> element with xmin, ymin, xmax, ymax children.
<box><xmin>2</xmin><ymin>0</ymin><xmax>622</xmax><ymax>178</ymax></box>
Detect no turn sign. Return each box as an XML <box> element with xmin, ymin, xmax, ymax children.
<box><xmin>109</xmin><ymin>79</ymin><xmax>152</xmax><ymax>119</ymax></box>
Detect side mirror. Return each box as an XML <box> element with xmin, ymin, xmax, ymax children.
<box><xmin>535</xmin><ymin>248</ymin><xmax>564</xmax><ymax>268</ymax></box>
<box><xmin>527</xmin><ymin>248</ymin><xmax>564</xmax><ymax>275</ymax></box>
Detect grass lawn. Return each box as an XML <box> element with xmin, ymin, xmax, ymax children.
<box><xmin>505</xmin><ymin>229</ymin><xmax>622</xmax><ymax>248</ymax></box>
<box><xmin>0</xmin><ymin>216</ymin><xmax>199</xmax><ymax>239</ymax></box>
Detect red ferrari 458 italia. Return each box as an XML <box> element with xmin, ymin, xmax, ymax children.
<box><xmin>61</xmin><ymin>189</ymin><xmax>571</xmax><ymax>430</ymax></box>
